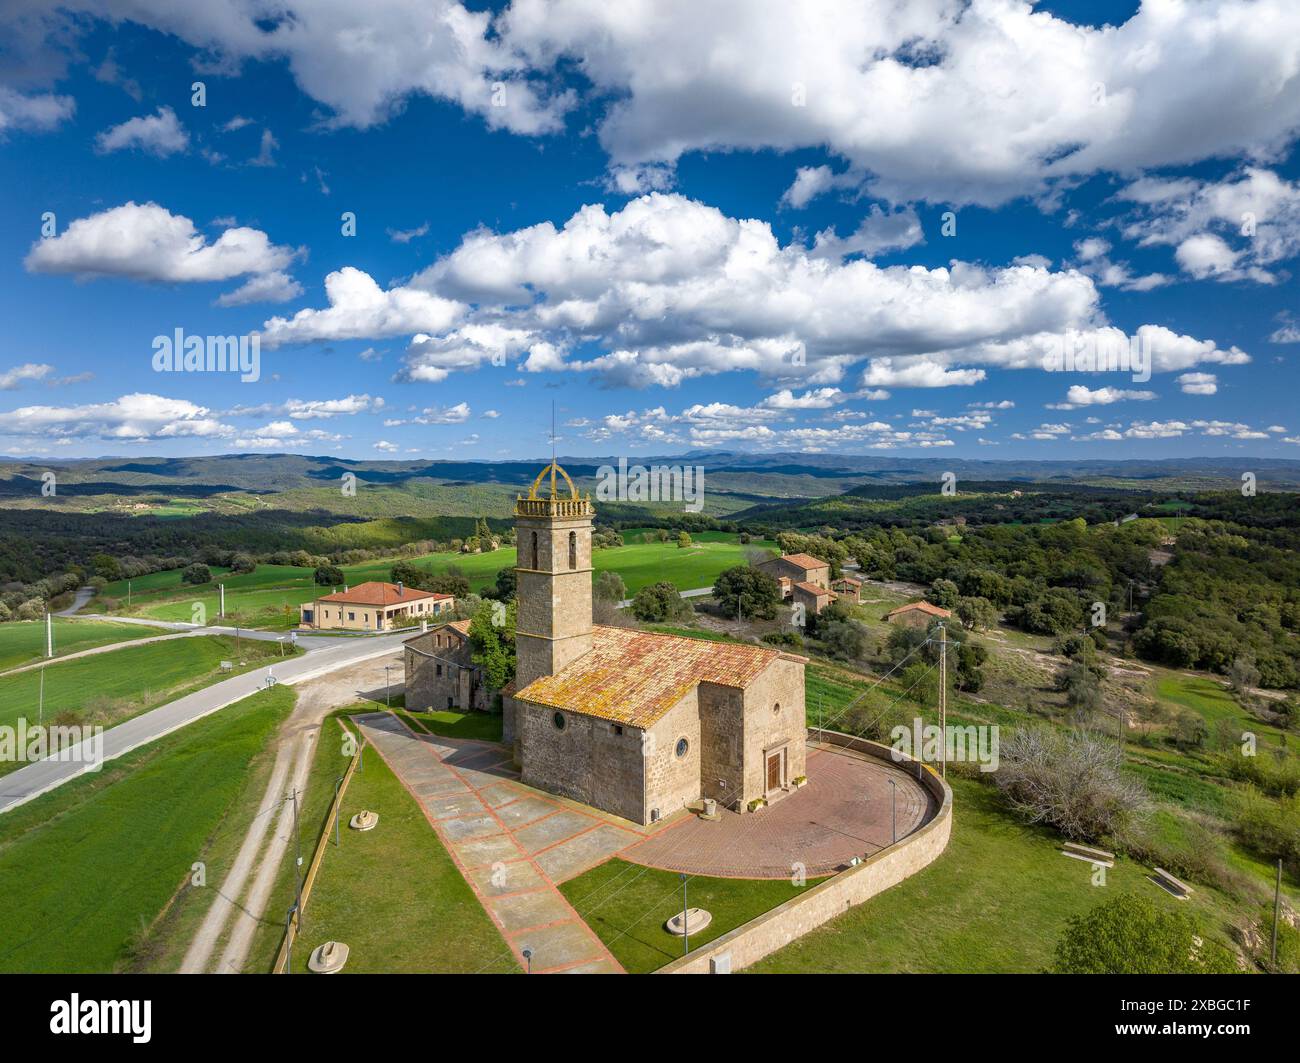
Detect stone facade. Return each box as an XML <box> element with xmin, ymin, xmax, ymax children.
<box><xmin>759</xmin><ymin>553</ymin><xmax>830</xmax><ymax>591</ymax></box>
<box><xmin>508</xmin><ymin>462</ymin><xmax>809</xmax><ymax>827</ymax></box>
<box><xmin>404</xmin><ymin>621</ymin><xmax>488</xmax><ymax>713</ymax></box>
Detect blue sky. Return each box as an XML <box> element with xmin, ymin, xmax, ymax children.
<box><xmin>1</xmin><ymin>0</ymin><xmax>1298</xmax><ymax>461</ymax></box>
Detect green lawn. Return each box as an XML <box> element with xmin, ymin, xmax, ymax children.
<box><xmin>0</xmin><ymin>684</ymin><xmax>296</xmax><ymax>973</ymax></box>
<box><xmin>559</xmin><ymin>859</ymin><xmax>814</xmax><ymax>973</ymax></box>
<box><xmin>0</xmin><ymin>618</ymin><xmax>154</xmax><ymax>672</ymax></box>
<box><xmin>747</xmin><ymin>777</ymin><xmax>1244</xmax><ymax>973</ymax></box>
<box><xmin>397</xmin><ymin>708</ymin><xmax>504</xmax><ymax>742</ymax></box>
<box><xmin>0</xmin><ymin>634</ymin><xmax>295</xmax><ymax>739</ymax></box>
<box><xmin>285</xmin><ymin>719</ymin><xmax>515</xmax><ymax>973</ymax></box>
<box><xmin>108</xmin><ymin>537</ymin><xmax>774</xmax><ymax>630</ymax></box>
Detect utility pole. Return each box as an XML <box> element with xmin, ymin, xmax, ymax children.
<box><xmin>219</xmin><ymin>583</ymin><xmax>225</xmax><ymax>619</ymax></box>
<box><xmin>46</xmin><ymin>610</ymin><xmax>53</xmax><ymax>658</ymax></box>
<box><xmin>127</xmin><ymin>579</ymin><xmax>132</xmax><ymax>607</ymax></box>
<box><xmin>38</xmin><ymin>666</ymin><xmax>45</xmax><ymax>726</ymax></box>
<box><xmin>680</xmin><ymin>872</ymin><xmax>690</xmax><ymax>956</ymax></box>
<box><xmin>1272</xmin><ymin>858</ymin><xmax>1283</xmax><ymax>969</ymax></box>
<box><xmin>938</xmin><ymin>623</ymin><xmax>947</xmax><ymax>778</ymax></box>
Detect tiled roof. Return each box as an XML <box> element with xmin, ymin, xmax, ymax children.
<box><xmin>317</xmin><ymin>581</ymin><xmax>450</xmax><ymax>606</ymax></box>
<box><xmin>885</xmin><ymin>601</ymin><xmax>952</xmax><ymax>619</ymax></box>
<box><xmin>403</xmin><ymin>617</ymin><xmax>472</xmax><ymax>646</ymax></box>
<box><xmin>834</xmin><ymin>575</ymin><xmax>862</xmax><ymax>586</ymax></box>
<box><xmin>771</xmin><ymin>552</ymin><xmax>829</xmax><ymax>572</ymax></box>
<box><xmin>515</xmin><ymin>626</ymin><xmax>782</xmax><ymax>728</ymax></box>
<box><xmin>793</xmin><ymin>581</ymin><xmax>832</xmax><ymax>597</ymax></box>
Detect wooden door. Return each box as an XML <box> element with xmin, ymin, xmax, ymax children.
<box><xmin>766</xmin><ymin>751</ymin><xmax>782</xmax><ymax>791</ymax></box>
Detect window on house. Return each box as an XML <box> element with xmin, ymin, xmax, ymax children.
<box><xmin>553</xmin><ymin>712</ymin><xmax>566</xmax><ymax>730</ymax></box>
<box><xmin>675</xmin><ymin>737</ymin><xmax>689</xmax><ymax>758</ymax></box>
<box><xmin>348</xmin><ymin>612</ymin><xmax>355</xmax><ymax>621</ymax></box>
<box><xmin>436</xmin><ymin>664</ymin><xmax>442</xmax><ymax>676</ymax></box>
<box><xmin>568</xmin><ymin>530</ymin><xmax>577</xmax><ymax>570</ymax></box>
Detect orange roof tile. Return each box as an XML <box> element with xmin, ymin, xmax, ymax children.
<box><xmin>515</xmin><ymin>626</ymin><xmax>782</xmax><ymax>728</ymax></box>
<box><xmin>318</xmin><ymin>581</ymin><xmax>450</xmax><ymax>606</ymax></box>
<box><xmin>885</xmin><ymin>601</ymin><xmax>951</xmax><ymax>619</ymax></box>
<box><xmin>403</xmin><ymin>617</ymin><xmax>472</xmax><ymax>646</ymax></box>
<box><xmin>772</xmin><ymin>552</ymin><xmax>829</xmax><ymax>572</ymax></box>
<box><xmin>793</xmin><ymin>581</ymin><xmax>832</xmax><ymax>598</ymax></box>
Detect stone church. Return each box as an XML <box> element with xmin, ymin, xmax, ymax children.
<box><xmin>502</xmin><ymin>463</ymin><xmax>808</xmax><ymax>826</ymax></box>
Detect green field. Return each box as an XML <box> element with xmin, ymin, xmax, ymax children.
<box><xmin>0</xmin><ymin>685</ymin><xmax>296</xmax><ymax>973</ymax></box>
<box><xmin>559</xmin><ymin>859</ymin><xmax>814</xmax><ymax>973</ymax></box>
<box><xmin>0</xmin><ymin>634</ymin><xmax>295</xmax><ymax>738</ymax></box>
<box><xmin>103</xmin><ymin>536</ymin><xmax>776</xmax><ymax>630</ymax></box>
<box><xmin>0</xmin><ymin>618</ymin><xmax>154</xmax><ymax>672</ymax></box>
<box><xmin>286</xmin><ymin>718</ymin><xmax>514</xmax><ymax>973</ymax></box>
<box><xmin>747</xmin><ymin>777</ymin><xmax>1244</xmax><ymax>973</ymax></box>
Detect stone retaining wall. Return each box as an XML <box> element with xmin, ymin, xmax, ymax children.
<box><xmin>656</xmin><ymin>732</ymin><xmax>952</xmax><ymax>974</ymax></box>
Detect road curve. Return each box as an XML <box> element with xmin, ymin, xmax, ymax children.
<box><xmin>0</xmin><ymin>632</ymin><xmax>411</xmax><ymax>816</ymax></box>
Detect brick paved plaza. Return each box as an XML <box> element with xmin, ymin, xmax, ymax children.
<box><xmin>357</xmin><ymin>714</ymin><xmax>939</xmax><ymax>972</ymax></box>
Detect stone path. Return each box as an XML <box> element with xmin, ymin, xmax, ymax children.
<box><xmin>356</xmin><ymin>713</ymin><xmax>652</xmax><ymax>974</ymax></box>
<box><xmin>619</xmin><ymin>744</ymin><xmax>936</xmax><ymax>878</ymax></box>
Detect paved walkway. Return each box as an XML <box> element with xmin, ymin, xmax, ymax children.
<box><xmin>620</xmin><ymin>744</ymin><xmax>935</xmax><ymax>878</ymax></box>
<box><xmin>356</xmin><ymin>712</ymin><xmax>657</xmax><ymax>974</ymax></box>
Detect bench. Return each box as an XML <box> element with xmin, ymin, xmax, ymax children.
<box><xmin>1060</xmin><ymin>841</ymin><xmax>1115</xmax><ymax>868</ymax></box>
<box><xmin>1152</xmin><ymin>867</ymin><xmax>1194</xmax><ymax>899</ymax></box>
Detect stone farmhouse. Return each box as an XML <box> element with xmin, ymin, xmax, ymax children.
<box><xmin>884</xmin><ymin>601</ymin><xmax>952</xmax><ymax>628</ymax></box>
<box><xmin>403</xmin><ymin>619</ymin><xmax>489</xmax><ymax>712</ymax></box>
<box><xmin>300</xmin><ymin>581</ymin><xmax>454</xmax><ymax>631</ymax></box>
<box><xmin>495</xmin><ymin>463</ymin><xmax>809</xmax><ymax>826</ymax></box>
<box><xmin>758</xmin><ymin>551</ymin><xmax>837</xmax><ymax>616</ymax></box>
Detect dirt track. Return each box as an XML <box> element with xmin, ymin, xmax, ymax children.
<box><xmin>179</xmin><ymin>652</ymin><xmax>403</xmax><ymax>974</ymax></box>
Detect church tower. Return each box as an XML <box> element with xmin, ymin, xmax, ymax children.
<box><xmin>513</xmin><ymin>462</ymin><xmax>594</xmax><ymax>691</ymax></box>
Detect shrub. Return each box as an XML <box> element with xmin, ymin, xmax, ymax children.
<box><xmin>711</xmin><ymin>566</ymin><xmax>781</xmax><ymax>621</ymax></box>
<box><xmin>314</xmin><ymin>564</ymin><xmax>344</xmax><ymax>587</ymax></box>
<box><xmin>631</xmin><ymin>581</ymin><xmax>693</xmax><ymax>623</ymax></box>
<box><xmin>994</xmin><ymin>726</ymin><xmax>1149</xmax><ymax>841</ymax></box>
<box><xmin>1052</xmin><ymin>893</ymin><xmax>1237</xmax><ymax>974</ymax></box>
<box><xmin>181</xmin><ymin>563</ymin><xmax>211</xmax><ymax>586</ymax></box>
<box><xmin>594</xmin><ymin>570</ymin><xmax>627</xmax><ymax>604</ymax></box>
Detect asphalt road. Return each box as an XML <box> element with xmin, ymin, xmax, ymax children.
<box><xmin>0</xmin><ymin>631</ymin><xmax>411</xmax><ymax>815</ymax></box>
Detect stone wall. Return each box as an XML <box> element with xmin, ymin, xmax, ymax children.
<box><xmin>739</xmin><ymin>655</ymin><xmax>807</xmax><ymax>806</ymax></box>
<box><xmin>644</xmin><ymin>692</ymin><xmax>703</xmax><ymax>822</ymax></box>
<box><xmin>403</xmin><ymin>630</ymin><xmax>485</xmax><ymax>713</ymax></box>
<box><xmin>517</xmin><ymin>700</ymin><xmax>646</xmax><ymax>823</ymax></box>
<box><xmin>656</xmin><ymin>734</ymin><xmax>952</xmax><ymax>974</ymax></box>
<box><xmin>515</xmin><ymin>511</ymin><xmax>594</xmax><ymax>690</ymax></box>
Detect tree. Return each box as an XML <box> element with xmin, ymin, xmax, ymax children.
<box><xmin>1228</xmin><ymin>655</ymin><xmax>1260</xmax><ymax>695</ymax></box>
<box><xmin>631</xmin><ymin>581</ymin><xmax>692</xmax><ymax>622</ymax></box>
<box><xmin>427</xmin><ymin>567</ymin><xmax>471</xmax><ymax>598</ymax></box>
<box><xmin>181</xmin><ymin>563</ymin><xmax>211</xmax><ymax>585</ymax></box>
<box><xmin>594</xmin><ymin>570</ymin><xmax>627</xmax><ymax>604</ymax></box>
<box><xmin>469</xmin><ymin>600</ymin><xmax>516</xmax><ymax>691</ymax></box>
<box><xmin>821</xmin><ymin>619</ymin><xmax>868</xmax><ymax>661</ymax></box>
<box><xmin>391</xmin><ymin>561</ymin><xmax>427</xmax><ymax>588</ymax></box>
<box><xmin>229</xmin><ymin>553</ymin><xmax>255</xmax><ymax>575</ymax></box>
<box><xmin>955</xmin><ymin>595</ymin><xmax>997</xmax><ymax>632</ymax></box>
<box><xmin>930</xmin><ymin>578</ymin><xmax>959</xmax><ymax>608</ymax></box>
<box><xmin>314</xmin><ymin>564</ymin><xmax>344</xmax><ymax>587</ymax></box>
<box><xmin>490</xmin><ymin>566</ymin><xmax>517</xmax><ymax>602</ymax></box>
<box><xmin>1172</xmin><ymin>710</ymin><xmax>1208</xmax><ymax>750</ymax></box>
<box><xmin>1052</xmin><ymin>894</ymin><xmax>1236</xmax><ymax>974</ymax></box>
<box><xmin>677</xmin><ymin>530</ymin><xmax>693</xmax><ymax>549</ymax></box>
<box><xmin>711</xmin><ymin>566</ymin><xmax>781</xmax><ymax>621</ymax></box>
<box><xmin>91</xmin><ymin>553</ymin><xmax>121</xmax><ymax>581</ymax></box>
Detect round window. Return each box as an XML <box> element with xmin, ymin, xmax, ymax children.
<box><xmin>553</xmin><ymin>712</ymin><xmax>566</xmax><ymax>730</ymax></box>
<box><xmin>675</xmin><ymin>737</ymin><xmax>689</xmax><ymax>758</ymax></box>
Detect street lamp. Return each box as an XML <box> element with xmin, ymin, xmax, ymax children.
<box><xmin>888</xmin><ymin>777</ymin><xmax>897</xmax><ymax>845</ymax></box>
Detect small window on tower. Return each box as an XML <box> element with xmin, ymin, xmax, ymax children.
<box><xmin>531</xmin><ymin>531</ymin><xmax>539</xmax><ymax>570</ymax></box>
<box><xmin>568</xmin><ymin>530</ymin><xmax>577</xmax><ymax>570</ymax></box>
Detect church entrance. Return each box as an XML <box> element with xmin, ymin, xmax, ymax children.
<box><xmin>765</xmin><ymin>748</ymin><xmax>785</xmax><ymax>793</ymax></box>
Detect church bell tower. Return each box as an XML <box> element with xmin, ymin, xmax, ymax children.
<box><xmin>513</xmin><ymin>462</ymin><xmax>594</xmax><ymax>690</ymax></box>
